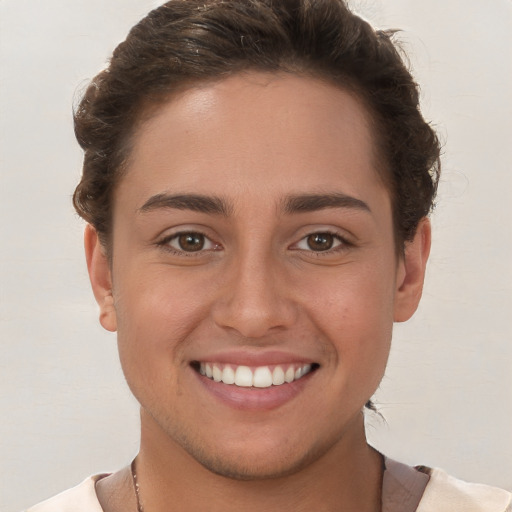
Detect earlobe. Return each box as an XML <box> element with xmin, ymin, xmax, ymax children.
<box><xmin>84</xmin><ymin>224</ymin><xmax>117</xmax><ymax>332</ymax></box>
<box><xmin>393</xmin><ymin>218</ymin><xmax>431</xmax><ymax>323</ymax></box>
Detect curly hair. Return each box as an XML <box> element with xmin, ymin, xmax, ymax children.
<box><xmin>73</xmin><ymin>0</ymin><xmax>440</xmax><ymax>254</ymax></box>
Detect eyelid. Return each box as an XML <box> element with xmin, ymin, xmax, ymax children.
<box><xmin>289</xmin><ymin>229</ymin><xmax>353</xmax><ymax>253</ymax></box>
<box><xmin>294</xmin><ymin>233</ymin><xmax>342</xmax><ymax>251</ymax></box>
<box><xmin>154</xmin><ymin>226</ymin><xmax>353</xmax><ymax>256</ymax></box>
<box><xmin>157</xmin><ymin>229</ymin><xmax>222</xmax><ymax>255</ymax></box>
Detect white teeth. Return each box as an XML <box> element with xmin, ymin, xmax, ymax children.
<box><xmin>234</xmin><ymin>366</ymin><xmax>253</xmax><ymax>387</ymax></box>
<box><xmin>272</xmin><ymin>366</ymin><xmax>285</xmax><ymax>386</ymax></box>
<box><xmin>253</xmin><ymin>366</ymin><xmax>273</xmax><ymax>388</ymax></box>
<box><xmin>212</xmin><ymin>365</ymin><xmax>222</xmax><ymax>382</ymax></box>
<box><xmin>285</xmin><ymin>366</ymin><xmax>295</xmax><ymax>383</ymax></box>
<box><xmin>221</xmin><ymin>365</ymin><xmax>235</xmax><ymax>385</ymax></box>
<box><xmin>199</xmin><ymin>362</ymin><xmax>314</xmax><ymax>387</ymax></box>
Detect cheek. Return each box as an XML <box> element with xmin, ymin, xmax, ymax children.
<box><xmin>116</xmin><ymin>264</ymin><xmax>207</xmax><ymax>330</ymax></box>
<box><xmin>112</xmin><ymin>269</ymin><xmax>209</xmax><ymax>379</ymax></box>
<box><xmin>303</xmin><ymin>261</ymin><xmax>396</xmax><ymax>375</ymax></box>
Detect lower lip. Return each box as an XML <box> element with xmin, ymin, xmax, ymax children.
<box><xmin>193</xmin><ymin>369</ymin><xmax>315</xmax><ymax>411</ymax></box>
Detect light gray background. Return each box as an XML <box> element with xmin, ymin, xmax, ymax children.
<box><xmin>1</xmin><ymin>1</ymin><xmax>511</xmax><ymax>510</ymax></box>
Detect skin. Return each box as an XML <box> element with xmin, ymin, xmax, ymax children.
<box><xmin>88</xmin><ymin>72</ymin><xmax>431</xmax><ymax>512</ymax></box>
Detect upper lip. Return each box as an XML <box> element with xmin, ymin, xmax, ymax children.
<box><xmin>190</xmin><ymin>350</ymin><xmax>317</xmax><ymax>367</ymax></box>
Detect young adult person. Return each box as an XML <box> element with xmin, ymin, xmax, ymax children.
<box><xmin>26</xmin><ymin>0</ymin><xmax>512</xmax><ymax>511</ymax></box>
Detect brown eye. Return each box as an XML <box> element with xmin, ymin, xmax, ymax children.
<box><xmin>177</xmin><ymin>233</ymin><xmax>205</xmax><ymax>252</ymax></box>
<box><xmin>306</xmin><ymin>233</ymin><xmax>335</xmax><ymax>251</ymax></box>
<box><xmin>163</xmin><ymin>231</ymin><xmax>218</xmax><ymax>254</ymax></box>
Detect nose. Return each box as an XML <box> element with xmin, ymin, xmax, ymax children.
<box><xmin>211</xmin><ymin>250</ymin><xmax>298</xmax><ymax>339</ymax></box>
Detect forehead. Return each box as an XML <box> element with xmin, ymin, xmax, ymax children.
<box><xmin>118</xmin><ymin>72</ymin><xmax>388</xmax><ymax>213</ymax></box>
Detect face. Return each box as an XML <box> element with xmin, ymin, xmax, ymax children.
<box><xmin>87</xmin><ymin>72</ymin><xmax>429</xmax><ymax>479</ymax></box>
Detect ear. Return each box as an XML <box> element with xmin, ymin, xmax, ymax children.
<box><xmin>84</xmin><ymin>224</ymin><xmax>117</xmax><ymax>332</ymax></box>
<box><xmin>393</xmin><ymin>218</ymin><xmax>431</xmax><ymax>322</ymax></box>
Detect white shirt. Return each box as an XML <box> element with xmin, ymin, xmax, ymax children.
<box><xmin>26</xmin><ymin>461</ymin><xmax>512</xmax><ymax>512</ymax></box>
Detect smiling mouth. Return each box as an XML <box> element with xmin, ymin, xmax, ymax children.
<box><xmin>191</xmin><ymin>362</ymin><xmax>319</xmax><ymax>388</ymax></box>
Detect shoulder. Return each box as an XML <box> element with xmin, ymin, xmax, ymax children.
<box><xmin>417</xmin><ymin>467</ymin><xmax>512</xmax><ymax>512</ymax></box>
<box><xmin>25</xmin><ymin>474</ymin><xmax>108</xmax><ymax>512</ymax></box>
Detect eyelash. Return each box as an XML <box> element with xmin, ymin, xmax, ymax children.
<box><xmin>156</xmin><ymin>231</ymin><xmax>220</xmax><ymax>256</ymax></box>
<box><xmin>291</xmin><ymin>230</ymin><xmax>352</xmax><ymax>256</ymax></box>
<box><xmin>156</xmin><ymin>230</ymin><xmax>352</xmax><ymax>257</ymax></box>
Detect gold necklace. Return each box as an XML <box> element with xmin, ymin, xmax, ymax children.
<box><xmin>131</xmin><ymin>459</ymin><xmax>144</xmax><ymax>512</ymax></box>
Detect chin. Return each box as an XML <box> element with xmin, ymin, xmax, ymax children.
<box><xmin>170</xmin><ymin>424</ymin><xmax>334</xmax><ymax>482</ymax></box>
<box><xmin>188</xmin><ymin>446</ymin><xmax>318</xmax><ymax>481</ymax></box>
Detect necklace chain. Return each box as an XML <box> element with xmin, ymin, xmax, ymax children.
<box><xmin>131</xmin><ymin>459</ymin><xmax>144</xmax><ymax>512</ymax></box>
<box><xmin>130</xmin><ymin>457</ymin><xmax>383</xmax><ymax>512</ymax></box>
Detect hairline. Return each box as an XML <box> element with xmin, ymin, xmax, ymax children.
<box><xmin>99</xmin><ymin>69</ymin><xmax>401</xmax><ymax>258</ymax></box>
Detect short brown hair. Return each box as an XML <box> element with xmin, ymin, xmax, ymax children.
<box><xmin>73</xmin><ymin>0</ymin><xmax>440</xmax><ymax>251</ymax></box>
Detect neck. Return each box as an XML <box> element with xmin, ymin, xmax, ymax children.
<box><xmin>135</xmin><ymin>409</ymin><xmax>383</xmax><ymax>512</ymax></box>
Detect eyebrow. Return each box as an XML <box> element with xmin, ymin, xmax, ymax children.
<box><xmin>139</xmin><ymin>193</ymin><xmax>232</xmax><ymax>216</ymax></box>
<box><xmin>138</xmin><ymin>192</ymin><xmax>370</xmax><ymax>217</ymax></box>
<box><xmin>283</xmin><ymin>193</ymin><xmax>371</xmax><ymax>214</ymax></box>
